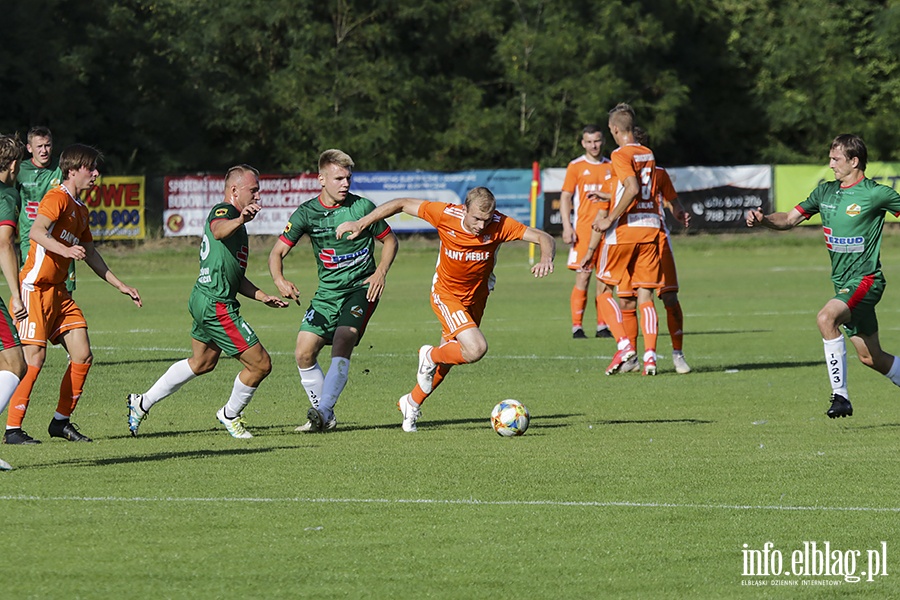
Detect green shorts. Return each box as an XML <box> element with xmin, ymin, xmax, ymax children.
<box><xmin>300</xmin><ymin>287</ymin><xmax>377</xmax><ymax>345</ymax></box>
<box><xmin>188</xmin><ymin>290</ymin><xmax>258</xmax><ymax>357</ymax></box>
<box><xmin>0</xmin><ymin>296</ymin><xmax>20</xmax><ymax>350</ymax></box>
<box><xmin>834</xmin><ymin>273</ymin><xmax>884</xmax><ymax>337</ymax></box>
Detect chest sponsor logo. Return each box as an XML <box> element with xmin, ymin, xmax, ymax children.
<box><xmin>25</xmin><ymin>201</ymin><xmax>39</xmax><ymax>220</ymax></box>
<box><xmin>823</xmin><ymin>227</ymin><xmax>864</xmax><ymax>253</ymax></box>
<box><xmin>845</xmin><ymin>203</ymin><xmax>861</xmax><ymax>217</ymax></box>
<box><xmin>445</xmin><ymin>248</ymin><xmax>491</xmax><ymax>262</ymax></box>
<box><xmin>319</xmin><ymin>247</ymin><xmax>369</xmax><ymax>270</ymax></box>
<box><xmin>237</xmin><ymin>245</ymin><xmax>248</xmax><ymax>269</ymax></box>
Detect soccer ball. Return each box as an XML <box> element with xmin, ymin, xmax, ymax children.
<box><xmin>491</xmin><ymin>399</ymin><xmax>530</xmax><ymax>437</ymax></box>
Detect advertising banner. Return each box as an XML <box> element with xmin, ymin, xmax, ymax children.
<box><xmin>350</xmin><ymin>170</ymin><xmax>534</xmax><ymax>232</ymax></box>
<box><xmin>775</xmin><ymin>163</ymin><xmax>900</xmax><ymax>225</ymax></box>
<box><xmin>85</xmin><ymin>175</ymin><xmax>146</xmax><ymax>240</ymax></box>
<box><xmin>542</xmin><ymin>165</ymin><xmax>771</xmax><ymax>234</ymax></box>
<box><xmin>163</xmin><ymin>174</ymin><xmax>321</xmax><ymax>236</ymax></box>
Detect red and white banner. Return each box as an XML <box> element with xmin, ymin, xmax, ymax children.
<box><xmin>164</xmin><ymin>174</ymin><xmax>321</xmax><ymax>236</ymax></box>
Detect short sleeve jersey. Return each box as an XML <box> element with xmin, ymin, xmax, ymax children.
<box><xmin>20</xmin><ymin>186</ymin><xmax>91</xmax><ymax>286</ymax></box>
<box><xmin>279</xmin><ymin>193</ymin><xmax>391</xmax><ymax>295</ymax></box>
<box><xmin>16</xmin><ymin>159</ymin><xmax>62</xmax><ymax>260</ymax></box>
<box><xmin>0</xmin><ymin>181</ymin><xmax>19</xmax><ymax>231</ymax></box>
<box><xmin>419</xmin><ymin>201</ymin><xmax>528</xmax><ymax>305</ymax></box>
<box><xmin>796</xmin><ymin>177</ymin><xmax>900</xmax><ymax>286</ymax></box>
<box><xmin>193</xmin><ymin>202</ymin><xmax>248</xmax><ymax>303</ymax></box>
<box><xmin>606</xmin><ymin>144</ymin><xmax>660</xmax><ymax>245</ymax></box>
<box><xmin>562</xmin><ymin>156</ymin><xmax>613</xmax><ymax>230</ymax></box>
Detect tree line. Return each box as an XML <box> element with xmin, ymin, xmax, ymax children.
<box><xmin>4</xmin><ymin>0</ymin><xmax>899</xmax><ymax>175</ymax></box>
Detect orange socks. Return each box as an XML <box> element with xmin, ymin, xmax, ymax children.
<box><xmin>429</xmin><ymin>341</ymin><xmax>467</xmax><ymax>366</ymax></box>
<box><xmin>57</xmin><ymin>362</ymin><xmax>91</xmax><ymax>418</ymax></box>
<box><xmin>666</xmin><ymin>302</ymin><xmax>684</xmax><ymax>352</ymax></box>
<box><xmin>639</xmin><ymin>301</ymin><xmax>658</xmax><ymax>354</ymax></box>
<box><xmin>597</xmin><ymin>292</ymin><xmax>627</xmax><ymax>341</ymax></box>
<box><xmin>570</xmin><ymin>287</ymin><xmax>587</xmax><ymax>328</ymax></box>
<box><xmin>6</xmin><ymin>365</ymin><xmax>41</xmax><ymax>429</ymax></box>
<box><xmin>622</xmin><ymin>308</ymin><xmax>638</xmax><ymax>349</ymax></box>
<box><xmin>411</xmin><ymin>364</ymin><xmax>451</xmax><ymax>404</ymax></box>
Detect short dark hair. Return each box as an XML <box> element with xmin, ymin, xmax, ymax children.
<box><xmin>581</xmin><ymin>123</ymin><xmax>606</xmax><ymax>143</ymax></box>
<box><xmin>0</xmin><ymin>133</ymin><xmax>25</xmax><ymax>172</ymax></box>
<box><xmin>831</xmin><ymin>134</ymin><xmax>867</xmax><ymax>171</ymax></box>
<box><xmin>225</xmin><ymin>164</ymin><xmax>259</xmax><ymax>189</ymax></box>
<box><xmin>59</xmin><ymin>144</ymin><xmax>102</xmax><ymax>177</ymax></box>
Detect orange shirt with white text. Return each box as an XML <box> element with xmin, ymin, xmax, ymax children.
<box><xmin>606</xmin><ymin>143</ymin><xmax>660</xmax><ymax>245</ymax></box>
<box><xmin>419</xmin><ymin>201</ymin><xmax>527</xmax><ymax>305</ymax></box>
<box><xmin>20</xmin><ymin>186</ymin><xmax>92</xmax><ymax>286</ymax></box>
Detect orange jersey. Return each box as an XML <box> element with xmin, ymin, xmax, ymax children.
<box><xmin>419</xmin><ymin>201</ymin><xmax>527</xmax><ymax>305</ymax></box>
<box><xmin>606</xmin><ymin>143</ymin><xmax>660</xmax><ymax>245</ymax></box>
<box><xmin>562</xmin><ymin>156</ymin><xmax>613</xmax><ymax>229</ymax></box>
<box><xmin>656</xmin><ymin>167</ymin><xmax>678</xmax><ymax>234</ymax></box>
<box><xmin>20</xmin><ymin>186</ymin><xmax>92</xmax><ymax>287</ymax></box>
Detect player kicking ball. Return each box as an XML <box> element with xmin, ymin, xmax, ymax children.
<box><xmin>336</xmin><ymin>187</ymin><xmax>554</xmax><ymax>432</ymax></box>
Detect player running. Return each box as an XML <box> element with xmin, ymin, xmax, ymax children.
<box><xmin>268</xmin><ymin>149</ymin><xmax>398</xmax><ymax>433</ymax></box>
<box><xmin>747</xmin><ymin>133</ymin><xmax>900</xmax><ymax>418</ymax></box>
<box><xmin>127</xmin><ymin>165</ymin><xmax>288</xmax><ymax>438</ymax></box>
<box><xmin>336</xmin><ymin>187</ymin><xmax>554</xmax><ymax>432</ymax></box>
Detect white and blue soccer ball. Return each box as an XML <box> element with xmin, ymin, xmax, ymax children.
<box><xmin>491</xmin><ymin>399</ymin><xmax>530</xmax><ymax>437</ymax></box>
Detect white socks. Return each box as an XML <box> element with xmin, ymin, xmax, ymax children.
<box><xmin>885</xmin><ymin>355</ymin><xmax>900</xmax><ymax>387</ymax></box>
<box><xmin>299</xmin><ymin>363</ymin><xmax>325</xmax><ymax>408</ymax></box>
<box><xmin>823</xmin><ymin>336</ymin><xmax>848</xmax><ymax>398</ymax></box>
<box><xmin>318</xmin><ymin>358</ymin><xmax>349</xmax><ymax>420</ymax></box>
<box><xmin>0</xmin><ymin>370</ymin><xmax>21</xmax><ymax>416</ymax></box>
<box><xmin>223</xmin><ymin>373</ymin><xmax>256</xmax><ymax>419</ymax></box>
<box><xmin>142</xmin><ymin>359</ymin><xmax>198</xmax><ymax>412</ymax></box>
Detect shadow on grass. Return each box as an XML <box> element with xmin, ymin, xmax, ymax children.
<box><xmin>594</xmin><ymin>418</ymin><xmax>714</xmax><ymax>425</ymax></box>
<box><xmin>688</xmin><ymin>360</ymin><xmax>822</xmax><ymax>374</ymax></box>
<box><xmin>844</xmin><ymin>422</ymin><xmax>900</xmax><ymax>431</ymax></box>
<box><xmin>95</xmin><ymin>357</ymin><xmax>187</xmax><ymax>366</ymax></box>
<box><xmin>19</xmin><ymin>445</ymin><xmax>301</xmax><ymax>470</ymax></box>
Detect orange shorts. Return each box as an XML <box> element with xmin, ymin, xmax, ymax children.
<box><xmin>18</xmin><ymin>282</ymin><xmax>86</xmax><ymax>346</ymax></box>
<box><xmin>431</xmin><ymin>290</ymin><xmax>486</xmax><ymax>340</ymax></box>
<box><xmin>619</xmin><ymin>233</ymin><xmax>678</xmax><ymax>298</ymax></box>
<box><xmin>597</xmin><ymin>241</ymin><xmax>661</xmax><ymax>290</ymax></box>
<box><xmin>567</xmin><ymin>222</ymin><xmax>602</xmax><ymax>271</ymax></box>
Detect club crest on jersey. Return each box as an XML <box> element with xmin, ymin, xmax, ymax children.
<box><xmin>318</xmin><ymin>247</ymin><xmax>369</xmax><ymax>270</ymax></box>
<box><xmin>214</xmin><ymin>207</ymin><xmax>229</xmax><ymax>217</ymax></box>
<box><xmin>283</xmin><ymin>223</ymin><xmax>292</xmax><ymax>234</ymax></box>
<box><xmin>845</xmin><ymin>203</ymin><xmax>861</xmax><ymax>217</ymax></box>
<box><xmin>350</xmin><ymin>304</ymin><xmax>364</xmax><ymax>318</ymax></box>
<box><xmin>823</xmin><ymin>227</ymin><xmax>864</xmax><ymax>253</ymax></box>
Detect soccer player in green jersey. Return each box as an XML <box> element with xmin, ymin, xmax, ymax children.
<box><xmin>0</xmin><ymin>135</ymin><xmax>28</xmax><ymax>469</ymax></box>
<box><xmin>16</xmin><ymin>127</ymin><xmax>75</xmax><ymax>291</ymax></box>
<box><xmin>127</xmin><ymin>165</ymin><xmax>289</xmax><ymax>439</ymax></box>
<box><xmin>268</xmin><ymin>149</ymin><xmax>399</xmax><ymax>433</ymax></box>
<box><xmin>747</xmin><ymin>134</ymin><xmax>900</xmax><ymax>418</ymax></box>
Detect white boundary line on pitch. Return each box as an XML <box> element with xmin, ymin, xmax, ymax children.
<box><xmin>0</xmin><ymin>495</ymin><xmax>897</xmax><ymax>512</ymax></box>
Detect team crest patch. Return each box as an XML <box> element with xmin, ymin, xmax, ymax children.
<box><xmin>840</xmin><ymin>288</ymin><xmax>850</xmax><ymax>294</ymax></box>
<box><xmin>283</xmin><ymin>223</ymin><xmax>292</xmax><ymax>234</ymax></box>
<box><xmin>350</xmin><ymin>305</ymin><xmax>364</xmax><ymax>318</ymax></box>
<box><xmin>214</xmin><ymin>208</ymin><xmax>229</xmax><ymax>217</ymax></box>
<box><xmin>845</xmin><ymin>204</ymin><xmax>861</xmax><ymax>217</ymax></box>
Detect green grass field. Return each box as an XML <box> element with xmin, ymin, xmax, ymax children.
<box><xmin>1</xmin><ymin>230</ymin><xmax>899</xmax><ymax>598</ymax></box>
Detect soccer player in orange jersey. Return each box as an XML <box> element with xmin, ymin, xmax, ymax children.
<box><xmin>580</xmin><ymin>103</ymin><xmax>663</xmax><ymax>376</ymax></box>
<box><xmin>616</xmin><ymin>127</ymin><xmax>692</xmax><ymax>374</ymax></box>
<box><xmin>4</xmin><ymin>144</ymin><xmax>141</xmax><ymax>444</ymax></box>
<box><xmin>336</xmin><ymin>187</ymin><xmax>554</xmax><ymax>432</ymax></box>
<box><xmin>559</xmin><ymin>125</ymin><xmax>614</xmax><ymax>339</ymax></box>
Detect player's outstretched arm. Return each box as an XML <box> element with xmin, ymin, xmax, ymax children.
<box><xmin>746</xmin><ymin>207</ymin><xmax>803</xmax><ymax>230</ymax></box>
<box><xmin>239</xmin><ymin>276</ymin><xmax>289</xmax><ymax>308</ymax></box>
<box><xmin>336</xmin><ymin>198</ymin><xmax>425</xmax><ymax>240</ymax></box>
<box><xmin>268</xmin><ymin>238</ymin><xmax>301</xmax><ymax>305</ymax></box>
<box><xmin>365</xmin><ymin>231</ymin><xmax>399</xmax><ymax>302</ymax></box>
<box><xmin>522</xmin><ymin>227</ymin><xmax>555</xmax><ymax>278</ymax></box>
<box><xmin>83</xmin><ymin>242</ymin><xmax>142</xmax><ymax>307</ymax></box>
<box><xmin>210</xmin><ymin>203</ymin><xmax>260</xmax><ymax>241</ymax></box>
